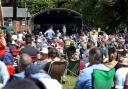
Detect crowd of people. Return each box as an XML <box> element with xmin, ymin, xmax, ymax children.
<box><xmin>0</xmin><ymin>26</ymin><xmax>127</xmax><ymax>89</ymax></box>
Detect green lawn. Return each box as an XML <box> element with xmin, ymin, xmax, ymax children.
<box><xmin>62</xmin><ymin>76</ymin><xmax>77</xmax><ymax>89</ymax></box>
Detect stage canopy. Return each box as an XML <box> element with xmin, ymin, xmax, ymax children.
<box><xmin>31</xmin><ymin>8</ymin><xmax>82</xmax><ymax>35</ymax></box>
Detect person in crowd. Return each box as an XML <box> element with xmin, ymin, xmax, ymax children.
<box><xmin>47</xmin><ymin>47</ymin><xmax>62</xmax><ymax>62</ymax></box>
<box><xmin>14</xmin><ymin>54</ymin><xmax>32</xmax><ymax>79</ymax></box>
<box><xmin>125</xmin><ymin>34</ymin><xmax>128</xmax><ymax>52</ymax></box>
<box><xmin>62</xmin><ymin>25</ymin><xmax>66</xmax><ymax>36</ymax></box>
<box><xmin>80</xmin><ymin>42</ymin><xmax>89</xmax><ymax>67</ymax></box>
<box><xmin>11</xmin><ymin>32</ymin><xmax>17</xmax><ymax>41</ymax></box>
<box><xmin>6</xmin><ymin>32</ymin><xmax>12</xmax><ymax>46</ymax></box>
<box><xmin>64</xmin><ymin>36</ymin><xmax>71</xmax><ymax>55</ymax></box>
<box><xmin>3</xmin><ymin>79</ymin><xmax>41</xmax><ymax>89</ymax></box>
<box><xmin>51</xmin><ymin>37</ymin><xmax>58</xmax><ymax>47</ymax></box>
<box><xmin>67</xmin><ymin>41</ymin><xmax>76</xmax><ymax>59</ymax></box>
<box><xmin>17</xmin><ymin>31</ymin><xmax>24</xmax><ymax>43</ymax></box>
<box><xmin>37</xmin><ymin>32</ymin><xmax>43</xmax><ymax>47</ymax></box>
<box><xmin>25</xmin><ymin>64</ymin><xmax>50</xmax><ymax>79</ymax></box>
<box><xmin>20</xmin><ymin>40</ymin><xmax>39</xmax><ymax>62</ymax></box>
<box><xmin>81</xmin><ymin>31</ymin><xmax>88</xmax><ymax>43</ymax></box>
<box><xmin>0</xmin><ymin>60</ymin><xmax>9</xmax><ymax>85</ymax></box>
<box><xmin>105</xmin><ymin>47</ymin><xmax>122</xmax><ymax>71</ymax></box>
<box><xmin>56</xmin><ymin>30</ymin><xmax>62</xmax><ymax>37</ymax></box>
<box><xmin>44</xmin><ymin>26</ymin><xmax>55</xmax><ymax>43</ymax></box>
<box><xmin>0</xmin><ymin>30</ymin><xmax>6</xmax><ymax>61</ymax></box>
<box><xmin>2</xmin><ymin>48</ymin><xmax>14</xmax><ymax>77</ymax></box>
<box><xmin>8</xmin><ymin>40</ymin><xmax>17</xmax><ymax>50</ymax></box>
<box><xmin>87</xmin><ymin>39</ymin><xmax>95</xmax><ymax>50</ymax></box>
<box><xmin>90</xmin><ymin>30</ymin><xmax>98</xmax><ymax>47</ymax></box>
<box><xmin>108</xmin><ymin>35</ymin><xmax>118</xmax><ymax>49</ymax></box>
<box><xmin>115</xmin><ymin>56</ymin><xmax>128</xmax><ymax>89</ymax></box>
<box><xmin>25</xmin><ymin>64</ymin><xmax>62</xmax><ymax>89</ymax></box>
<box><xmin>75</xmin><ymin>47</ymin><xmax>116</xmax><ymax>89</ymax></box>
<box><xmin>25</xmin><ymin>31</ymin><xmax>32</xmax><ymax>44</ymax></box>
<box><xmin>31</xmin><ymin>38</ymin><xmax>37</xmax><ymax>48</ymax></box>
<box><xmin>56</xmin><ymin>37</ymin><xmax>64</xmax><ymax>56</ymax></box>
<box><xmin>35</xmin><ymin>47</ymin><xmax>49</xmax><ymax>69</ymax></box>
<box><xmin>43</xmin><ymin>47</ymin><xmax>64</xmax><ymax>73</ymax></box>
<box><xmin>117</xmin><ymin>38</ymin><xmax>126</xmax><ymax>57</ymax></box>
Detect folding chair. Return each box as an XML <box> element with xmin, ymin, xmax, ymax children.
<box><xmin>67</xmin><ymin>60</ymin><xmax>80</xmax><ymax>76</ymax></box>
<box><xmin>48</xmin><ymin>61</ymin><xmax>67</xmax><ymax>82</ymax></box>
<box><xmin>93</xmin><ymin>68</ymin><xmax>115</xmax><ymax>89</ymax></box>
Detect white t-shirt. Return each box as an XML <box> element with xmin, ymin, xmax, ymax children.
<box><xmin>18</xmin><ymin>33</ymin><xmax>23</xmax><ymax>41</ymax></box>
<box><xmin>12</xmin><ymin>35</ymin><xmax>17</xmax><ymax>40</ymax></box>
<box><xmin>40</xmin><ymin>79</ymin><xmax>62</xmax><ymax>89</ymax></box>
<box><xmin>115</xmin><ymin>67</ymin><xmax>128</xmax><ymax>89</ymax></box>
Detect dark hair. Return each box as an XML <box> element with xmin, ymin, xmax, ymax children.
<box><xmin>29</xmin><ymin>78</ymin><xmax>46</xmax><ymax>89</ymax></box>
<box><xmin>108</xmin><ymin>47</ymin><xmax>117</xmax><ymax>62</ymax></box>
<box><xmin>3</xmin><ymin>79</ymin><xmax>39</xmax><ymax>89</ymax></box>
<box><xmin>48</xmin><ymin>48</ymin><xmax>58</xmax><ymax>59</ymax></box>
<box><xmin>89</xmin><ymin>47</ymin><xmax>102</xmax><ymax>64</ymax></box>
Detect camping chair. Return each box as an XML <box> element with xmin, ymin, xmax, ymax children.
<box><xmin>67</xmin><ymin>60</ymin><xmax>80</xmax><ymax>76</ymax></box>
<box><xmin>48</xmin><ymin>61</ymin><xmax>67</xmax><ymax>82</ymax></box>
<box><xmin>93</xmin><ymin>68</ymin><xmax>115</xmax><ymax>89</ymax></box>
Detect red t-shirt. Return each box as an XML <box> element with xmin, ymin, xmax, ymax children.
<box><xmin>0</xmin><ymin>44</ymin><xmax>5</xmax><ymax>56</ymax></box>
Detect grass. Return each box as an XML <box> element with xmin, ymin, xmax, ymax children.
<box><xmin>62</xmin><ymin>75</ymin><xmax>77</xmax><ymax>89</ymax></box>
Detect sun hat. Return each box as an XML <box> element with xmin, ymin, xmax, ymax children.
<box><xmin>40</xmin><ymin>47</ymin><xmax>48</xmax><ymax>54</ymax></box>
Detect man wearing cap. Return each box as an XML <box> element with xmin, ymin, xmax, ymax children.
<box><xmin>25</xmin><ymin>64</ymin><xmax>62</xmax><ymax>89</ymax></box>
<box><xmin>35</xmin><ymin>47</ymin><xmax>49</xmax><ymax>69</ymax></box>
<box><xmin>115</xmin><ymin>56</ymin><xmax>128</xmax><ymax>89</ymax></box>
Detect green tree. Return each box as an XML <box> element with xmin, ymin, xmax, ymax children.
<box><xmin>18</xmin><ymin>0</ymin><xmax>55</xmax><ymax>14</ymax></box>
<box><xmin>18</xmin><ymin>0</ymin><xmax>128</xmax><ymax>33</ymax></box>
<box><xmin>76</xmin><ymin>0</ymin><xmax>128</xmax><ymax>32</ymax></box>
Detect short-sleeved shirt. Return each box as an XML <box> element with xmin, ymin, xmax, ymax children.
<box><xmin>115</xmin><ymin>68</ymin><xmax>128</xmax><ymax>89</ymax></box>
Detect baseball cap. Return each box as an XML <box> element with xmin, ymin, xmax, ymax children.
<box><xmin>40</xmin><ymin>48</ymin><xmax>48</xmax><ymax>54</ymax></box>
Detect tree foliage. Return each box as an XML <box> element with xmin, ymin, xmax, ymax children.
<box><xmin>18</xmin><ymin>0</ymin><xmax>128</xmax><ymax>32</ymax></box>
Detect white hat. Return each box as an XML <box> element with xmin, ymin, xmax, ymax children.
<box><xmin>40</xmin><ymin>48</ymin><xmax>48</xmax><ymax>54</ymax></box>
<box><xmin>11</xmin><ymin>40</ymin><xmax>15</xmax><ymax>44</ymax></box>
